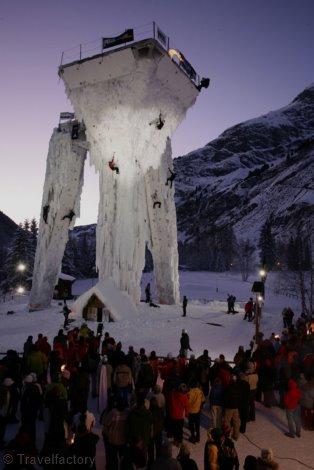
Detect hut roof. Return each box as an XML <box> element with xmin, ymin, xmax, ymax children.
<box><xmin>71</xmin><ymin>278</ymin><xmax>138</xmax><ymax>321</ymax></box>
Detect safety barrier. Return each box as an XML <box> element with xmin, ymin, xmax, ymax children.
<box><xmin>59</xmin><ymin>22</ymin><xmax>201</xmax><ymax>87</ymax></box>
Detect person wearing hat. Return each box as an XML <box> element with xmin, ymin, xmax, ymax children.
<box><xmin>177</xmin><ymin>443</ymin><xmax>198</xmax><ymax>469</ymax></box>
<box><xmin>257</xmin><ymin>448</ymin><xmax>279</xmax><ymax>469</ymax></box>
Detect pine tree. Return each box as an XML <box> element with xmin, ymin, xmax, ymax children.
<box><xmin>0</xmin><ymin>225</ymin><xmax>32</xmax><ymax>293</ymax></box>
<box><xmin>237</xmin><ymin>239</ymin><xmax>255</xmax><ymax>281</ymax></box>
<box><xmin>29</xmin><ymin>218</ymin><xmax>38</xmax><ymax>270</ymax></box>
<box><xmin>258</xmin><ymin>219</ymin><xmax>276</xmax><ymax>269</ymax></box>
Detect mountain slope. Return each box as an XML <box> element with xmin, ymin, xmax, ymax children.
<box><xmin>0</xmin><ymin>211</ymin><xmax>19</xmax><ymax>251</ymax></box>
<box><xmin>174</xmin><ymin>84</ymin><xmax>314</xmax><ymax>253</ymax></box>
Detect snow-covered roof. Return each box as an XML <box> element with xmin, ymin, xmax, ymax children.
<box><xmin>71</xmin><ymin>278</ymin><xmax>138</xmax><ymax>321</ymax></box>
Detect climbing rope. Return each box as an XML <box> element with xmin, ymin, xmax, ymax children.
<box><xmin>241</xmin><ymin>432</ymin><xmax>314</xmax><ymax>469</ymax></box>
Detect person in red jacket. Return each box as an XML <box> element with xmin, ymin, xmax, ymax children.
<box><xmin>284</xmin><ymin>378</ymin><xmax>301</xmax><ymax>438</ymax></box>
<box><xmin>168</xmin><ymin>383</ymin><xmax>189</xmax><ymax>445</ymax></box>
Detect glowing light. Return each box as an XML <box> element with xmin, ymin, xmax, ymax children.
<box><xmin>16</xmin><ymin>286</ymin><xmax>25</xmax><ymax>294</ymax></box>
<box><xmin>257</xmin><ymin>295</ymin><xmax>263</xmax><ymax>302</ymax></box>
<box><xmin>168</xmin><ymin>48</ymin><xmax>182</xmax><ymax>62</ymax></box>
<box><xmin>61</xmin><ymin>365</ymin><xmax>66</xmax><ymax>372</ymax></box>
<box><xmin>259</xmin><ymin>269</ymin><xmax>266</xmax><ymax>277</ymax></box>
<box><xmin>17</xmin><ymin>263</ymin><xmax>26</xmax><ymax>272</ymax></box>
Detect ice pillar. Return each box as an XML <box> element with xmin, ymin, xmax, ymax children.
<box><xmin>145</xmin><ymin>139</ymin><xmax>179</xmax><ymax>303</ymax></box>
<box><xmin>60</xmin><ymin>40</ymin><xmax>199</xmax><ymax>303</ymax></box>
<box><xmin>29</xmin><ymin>123</ymin><xmax>87</xmax><ymax>310</ymax></box>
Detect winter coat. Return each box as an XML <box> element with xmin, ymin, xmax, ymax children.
<box><xmin>177</xmin><ymin>454</ymin><xmax>198</xmax><ymax>470</ymax></box>
<box><xmin>256</xmin><ymin>457</ymin><xmax>279</xmax><ymax>469</ymax></box>
<box><xmin>20</xmin><ymin>383</ymin><xmax>42</xmax><ymax>419</ymax></box>
<box><xmin>180</xmin><ymin>333</ymin><xmax>191</xmax><ymax>350</ymax></box>
<box><xmin>136</xmin><ymin>363</ymin><xmax>155</xmax><ymax>389</ymax></box>
<box><xmin>244</xmin><ymin>372</ymin><xmax>258</xmax><ymax>391</ymax></box>
<box><xmin>188</xmin><ymin>387</ymin><xmax>205</xmax><ymax>414</ymax></box>
<box><xmin>238</xmin><ymin>379</ymin><xmax>250</xmax><ymax>407</ymax></box>
<box><xmin>70</xmin><ymin>432</ymin><xmax>99</xmax><ymax>466</ymax></box>
<box><xmin>103</xmin><ymin>408</ymin><xmax>128</xmax><ymax>445</ymax></box>
<box><xmin>300</xmin><ymin>380</ymin><xmax>314</xmax><ymax>409</ymax></box>
<box><xmin>284</xmin><ymin>379</ymin><xmax>301</xmax><ymax>410</ymax></box>
<box><xmin>218</xmin><ymin>368</ymin><xmax>231</xmax><ymax>388</ymax></box>
<box><xmin>114</xmin><ymin>364</ymin><xmax>133</xmax><ymax>389</ymax></box>
<box><xmin>209</xmin><ymin>383</ymin><xmax>224</xmax><ymax>407</ymax></box>
<box><xmin>224</xmin><ymin>382</ymin><xmax>242</xmax><ymax>409</ymax></box>
<box><xmin>204</xmin><ymin>440</ymin><xmax>219</xmax><ymax>470</ymax></box>
<box><xmin>150</xmin><ymin>402</ymin><xmax>164</xmax><ymax>437</ymax></box>
<box><xmin>26</xmin><ymin>350</ymin><xmax>47</xmax><ymax>376</ymax></box>
<box><xmin>168</xmin><ymin>390</ymin><xmax>189</xmax><ymax>420</ymax></box>
<box><xmin>154</xmin><ymin>391</ymin><xmax>166</xmax><ymax>409</ymax></box>
<box><xmin>126</xmin><ymin>405</ymin><xmax>153</xmax><ymax>445</ymax></box>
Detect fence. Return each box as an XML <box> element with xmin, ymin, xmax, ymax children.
<box><xmin>59</xmin><ymin>21</ymin><xmax>201</xmax><ymax>86</ymax></box>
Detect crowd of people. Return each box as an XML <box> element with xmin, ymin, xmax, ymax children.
<box><xmin>0</xmin><ymin>306</ymin><xmax>313</xmax><ymax>469</ymax></box>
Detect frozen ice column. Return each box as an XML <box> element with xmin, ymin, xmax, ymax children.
<box><xmin>60</xmin><ymin>39</ymin><xmax>199</xmax><ymax>303</ymax></box>
<box><xmin>29</xmin><ymin>122</ymin><xmax>87</xmax><ymax>310</ymax></box>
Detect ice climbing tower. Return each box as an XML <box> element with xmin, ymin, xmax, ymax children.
<box><xmin>30</xmin><ymin>25</ymin><xmax>206</xmax><ymax>311</ymax></box>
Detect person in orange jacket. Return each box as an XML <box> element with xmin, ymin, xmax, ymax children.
<box><xmin>168</xmin><ymin>383</ymin><xmax>189</xmax><ymax>445</ymax></box>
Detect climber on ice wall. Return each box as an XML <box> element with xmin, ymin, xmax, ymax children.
<box><xmin>149</xmin><ymin>113</ymin><xmax>165</xmax><ymax>130</ymax></box>
<box><xmin>165</xmin><ymin>168</ymin><xmax>176</xmax><ymax>188</ymax></box>
<box><xmin>62</xmin><ymin>210</ymin><xmax>75</xmax><ymax>222</ymax></box>
<box><xmin>108</xmin><ymin>155</ymin><xmax>120</xmax><ymax>174</ymax></box>
<box><xmin>43</xmin><ymin>205</ymin><xmax>50</xmax><ymax>224</ymax></box>
<box><xmin>152</xmin><ymin>190</ymin><xmax>161</xmax><ymax>208</ymax></box>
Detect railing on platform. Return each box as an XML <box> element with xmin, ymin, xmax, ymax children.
<box><xmin>59</xmin><ymin>21</ymin><xmax>201</xmax><ymax>87</ymax></box>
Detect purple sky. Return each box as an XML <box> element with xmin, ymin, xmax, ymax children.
<box><xmin>1</xmin><ymin>0</ymin><xmax>313</xmax><ymax>226</ymax></box>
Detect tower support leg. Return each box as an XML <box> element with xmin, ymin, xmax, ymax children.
<box><xmin>29</xmin><ymin>124</ymin><xmax>87</xmax><ymax>310</ymax></box>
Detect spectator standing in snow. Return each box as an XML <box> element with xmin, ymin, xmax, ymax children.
<box><xmin>182</xmin><ymin>295</ymin><xmax>188</xmax><ymax>317</ymax></box>
<box><xmin>227</xmin><ymin>294</ymin><xmax>236</xmax><ymax>314</ymax></box>
<box><xmin>63</xmin><ymin>300</ymin><xmax>70</xmax><ymax>329</ymax></box>
<box><xmin>180</xmin><ymin>330</ymin><xmax>192</xmax><ymax>358</ymax></box>
<box><xmin>145</xmin><ymin>283</ymin><xmax>151</xmax><ymax>303</ymax></box>
<box><xmin>188</xmin><ymin>380</ymin><xmax>205</xmax><ymax>443</ymax></box>
<box><xmin>284</xmin><ymin>378</ymin><xmax>301</xmax><ymax>438</ymax></box>
<box><xmin>244</xmin><ymin>298</ymin><xmax>254</xmax><ymax>321</ymax></box>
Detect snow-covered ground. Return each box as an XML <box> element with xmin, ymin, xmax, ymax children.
<box><xmin>0</xmin><ymin>271</ymin><xmax>300</xmax><ymax>359</ymax></box>
<box><xmin>0</xmin><ymin>271</ymin><xmax>311</xmax><ymax>469</ymax></box>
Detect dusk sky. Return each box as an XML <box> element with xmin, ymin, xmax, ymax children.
<box><xmin>1</xmin><ymin>0</ymin><xmax>313</xmax><ymax>226</ymax></box>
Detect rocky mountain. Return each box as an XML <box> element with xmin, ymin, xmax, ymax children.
<box><xmin>174</xmin><ymin>83</ymin><xmax>314</xmax><ymax>268</ymax></box>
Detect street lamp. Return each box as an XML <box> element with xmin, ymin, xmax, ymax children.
<box><xmin>17</xmin><ymin>263</ymin><xmax>26</xmax><ymax>272</ymax></box>
<box><xmin>16</xmin><ymin>286</ymin><xmax>25</xmax><ymax>294</ymax></box>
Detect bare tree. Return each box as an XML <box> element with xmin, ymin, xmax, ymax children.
<box><xmin>236</xmin><ymin>239</ymin><xmax>256</xmax><ymax>281</ymax></box>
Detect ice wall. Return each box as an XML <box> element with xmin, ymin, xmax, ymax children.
<box><xmin>145</xmin><ymin>139</ymin><xmax>179</xmax><ymax>303</ymax></box>
<box><xmin>29</xmin><ymin>123</ymin><xmax>87</xmax><ymax>310</ymax></box>
<box><xmin>60</xmin><ymin>42</ymin><xmax>199</xmax><ymax>304</ymax></box>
